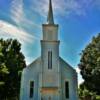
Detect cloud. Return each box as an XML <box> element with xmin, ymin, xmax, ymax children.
<box><xmin>0</xmin><ymin>20</ymin><xmax>35</xmax><ymax>44</ymax></box>
<box><xmin>94</xmin><ymin>0</ymin><xmax>100</xmax><ymax>9</ymax></box>
<box><xmin>76</xmin><ymin>67</ymin><xmax>81</xmax><ymax>74</ymax></box>
<box><xmin>10</xmin><ymin>0</ymin><xmax>37</xmax><ymax>26</ymax></box>
<box><xmin>78</xmin><ymin>77</ymin><xmax>84</xmax><ymax>86</ymax></box>
<box><xmin>25</xmin><ymin>56</ymin><xmax>35</xmax><ymax>65</ymax></box>
<box><xmin>75</xmin><ymin>67</ymin><xmax>84</xmax><ymax>85</ymax></box>
<box><xmin>31</xmin><ymin>0</ymin><xmax>48</xmax><ymax>17</ymax></box>
<box><xmin>53</xmin><ymin>0</ymin><xmax>86</xmax><ymax>16</ymax></box>
<box><xmin>10</xmin><ymin>0</ymin><xmax>41</xmax><ymax>36</ymax></box>
<box><xmin>30</xmin><ymin>0</ymin><xmax>87</xmax><ymax>18</ymax></box>
<box><xmin>11</xmin><ymin>0</ymin><xmax>24</xmax><ymax>24</ymax></box>
<box><xmin>9</xmin><ymin>0</ymin><xmax>100</xmax><ymax>27</ymax></box>
<box><xmin>30</xmin><ymin>0</ymin><xmax>100</xmax><ymax>18</ymax></box>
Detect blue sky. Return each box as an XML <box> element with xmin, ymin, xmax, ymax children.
<box><xmin>0</xmin><ymin>0</ymin><xmax>100</xmax><ymax>84</ymax></box>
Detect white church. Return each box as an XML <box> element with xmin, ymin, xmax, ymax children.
<box><xmin>20</xmin><ymin>0</ymin><xmax>78</xmax><ymax>100</ymax></box>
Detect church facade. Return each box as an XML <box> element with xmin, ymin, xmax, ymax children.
<box><xmin>20</xmin><ymin>0</ymin><xmax>78</xmax><ymax>100</ymax></box>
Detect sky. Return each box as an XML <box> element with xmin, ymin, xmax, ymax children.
<box><xmin>0</xmin><ymin>0</ymin><xmax>100</xmax><ymax>85</ymax></box>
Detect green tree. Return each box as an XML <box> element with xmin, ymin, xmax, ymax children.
<box><xmin>0</xmin><ymin>39</ymin><xmax>26</xmax><ymax>100</ymax></box>
<box><xmin>78</xmin><ymin>82</ymin><xmax>96</xmax><ymax>100</ymax></box>
<box><xmin>79</xmin><ymin>34</ymin><xmax>100</xmax><ymax>95</ymax></box>
<box><xmin>78</xmin><ymin>82</ymin><xmax>100</xmax><ymax>100</ymax></box>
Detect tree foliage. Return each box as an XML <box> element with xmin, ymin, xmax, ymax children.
<box><xmin>79</xmin><ymin>34</ymin><xmax>100</xmax><ymax>94</ymax></box>
<box><xmin>0</xmin><ymin>39</ymin><xmax>26</xmax><ymax>100</ymax></box>
<box><xmin>79</xmin><ymin>82</ymin><xmax>100</xmax><ymax>100</ymax></box>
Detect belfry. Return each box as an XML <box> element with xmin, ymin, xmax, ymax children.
<box><xmin>20</xmin><ymin>0</ymin><xmax>78</xmax><ymax>100</ymax></box>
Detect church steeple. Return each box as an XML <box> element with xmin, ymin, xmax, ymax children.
<box><xmin>42</xmin><ymin>0</ymin><xmax>58</xmax><ymax>41</ymax></box>
<box><xmin>47</xmin><ymin>0</ymin><xmax>54</xmax><ymax>24</ymax></box>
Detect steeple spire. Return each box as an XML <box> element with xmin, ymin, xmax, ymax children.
<box><xmin>47</xmin><ymin>0</ymin><xmax>54</xmax><ymax>24</ymax></box>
